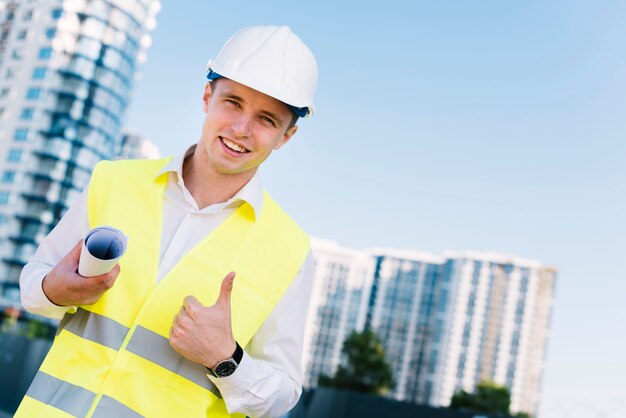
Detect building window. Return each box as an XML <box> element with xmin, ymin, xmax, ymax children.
<box><xmin>23</xmin><ymin>10</ymin><xmax>33</xmax><ymax>21</ymax></box>
<box><xmin>0</xmin><ymin>214</ymin><xmax>6</xmax><ymax>224</ymax></box>
<box><xmin>51</xmin><ymin>9</ymin><xmax>63</xmax><ymax>19</ymax></box>
<box><xmin>0</xmin><ymin>88</ymin><xmax>10</xmax><ymax>99</ymax></box>
<box><xmin>17</xmin><ymin>29</ymin><xmax>28</xmax><ymax>40</ymax></box>
<box><xmin>38</xmin><ymin>47</ymin><xmax>52</xmax><ymax>59</ymax></box>
<box><xmin>2</xmin><ymin>172</ymin><xmax>16</xmax><ymax>184</ymax></box>
<box><xmin>20</xmin><ymin>108</ymin><xmax>35</xmax><ymax>120</ymax></box>
<box><xmin>0</xmin><ymin>108</ymin><xmax>4</xmax><ymax>119</ymax></box>
<box><xmin>26</xmin><ymin>88</ymin><xmax>42</xmax><ymax>100</ymax></box>
<box><xmin>8</xmin><ymin>149</ymin><xmax>22</xmax><ymax>162</ymax></box>
<box><xmin>0</xmin><ymin>192</ymin><xmax>10</xmax><ymax>205</ymax></box>
<box><xmin>32</xmin><ymin>67</ymin><xmax>47</xmax><ymax>79</ymax></box>
<box><xmin>14</xmin><ymin>129</ymin><xmax>29</xmax><ymax>141</ymax></box>
<box><xmin>5</xmin><ymin>67</ymin><xmax>19</xmax><ymax>79</ymax></box>
<box><xmin>45</xmin><ymin>28</ymin><xmax>56</xmax><ymax>39</ymax></box>
<box><xmin>12</xmin><ymin>48</ymin><xmax>23</xmax><ymax>60</ymax></box>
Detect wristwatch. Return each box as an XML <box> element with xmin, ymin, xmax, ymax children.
<box><xmin>208</xmin><ymin>342</ymin><xmax>243</xmax><ymax>378</ymax></box>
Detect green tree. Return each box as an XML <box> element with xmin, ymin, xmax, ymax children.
<box><xmin>450</xmin><ymin>380</ymin><xmax>511</xmax><ymax>415</ymax></box>
<box><xmin>318</xmin><ymin>328</ymin><xmax>393</xmax><ymax>395</ymax></box>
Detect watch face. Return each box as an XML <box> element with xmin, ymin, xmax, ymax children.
<box><xmin>215</xmin><ymin>359</ymin><xmax>238</xmax><ymax>377</ymax></box>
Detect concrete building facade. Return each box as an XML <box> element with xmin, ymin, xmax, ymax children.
<box><xmin>430</xmin><ymin>252</ymin><xmax>556</xmax><ymax>414</ymax></box>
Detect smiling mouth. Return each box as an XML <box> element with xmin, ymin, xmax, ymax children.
<box><xmin>220</xmin><ymin>137</ymin><xmax>250</xmax><ymax>153</ymax></box>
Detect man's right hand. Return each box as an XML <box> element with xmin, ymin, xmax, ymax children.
<box><xmin>42</xmin><ymin>240</ymin><xmax>121</xmax><ymax>306</ymax></box>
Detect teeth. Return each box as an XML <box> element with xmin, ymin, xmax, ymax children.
<box><xmin>222</xmin><ymin>138</ymin><xmax>247</xmax><ymax>153</ymax></box>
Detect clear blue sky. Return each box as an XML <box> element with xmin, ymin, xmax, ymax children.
<box><xmin>126</xmin><ymin>1</ymin><xmax>626</xmax><ymax>416</ymax></box>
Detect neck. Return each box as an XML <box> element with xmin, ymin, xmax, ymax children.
<box><xmin>182</xmin><ymin>149</ymin><xmax>255</xmax><ymax>209</ymax></box>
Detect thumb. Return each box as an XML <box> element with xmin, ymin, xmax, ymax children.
<box><xmin>215</xmin><ymin>271</ymin><xmax>236</xmax><ymax>307</ymax></box>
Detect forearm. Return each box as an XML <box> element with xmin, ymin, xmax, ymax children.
<box><xmin>20</xmin><ymin>265</ymin><xmax>69</xmax><ymax>319</ymax></box>
<box><xmin>210</xmin><ymin>252</ymin><xmax>314</xmax><ymax>417</ymax></box>
<box><xmin>19</xmin><ymin>187</ymin><xmax>90</xmax><ymax>318</ymax></box>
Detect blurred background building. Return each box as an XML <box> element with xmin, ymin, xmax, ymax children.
<box><xmin>302</xmin><ymin>238</ymin><xmax>375</xmax><ymax>388</ymax></box>
<box><xmin>304</xmin><ymin>241</ymin><xmax>557</xmax><ymax>416</ymax></box>
<box><xmin>365</xmin><ymin>249</ymin><xmax>445</xmax><ymax>405</ymax></box>
<box><xmin>0</xmin><ymin>0</ymin><xmax>161</xmax><ymax>302</ymax></box>
<box><xmin>117</xmin><ymin>129</ymin><xmax>160</xmax><ymax>160</ymax></box>
<box><xmin>429</xmin><ymin>252</ymin><xmax>556</xmax><ymax>415</ymax></box>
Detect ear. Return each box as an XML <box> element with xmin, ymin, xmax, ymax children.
<box><xmin>274</xmin><ymin>125</ymin><xmax>298</xmax><ymax>151</ymax></box>
<box><xmin>202</xmin><ymin>81</ymin><xmax>213</xmax><ymax>113</ymax></box>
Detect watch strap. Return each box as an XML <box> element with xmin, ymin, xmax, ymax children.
<box><xmin>231</xmin><ymin>341</ymin><xmax>243</xmax><ymax>364</ymax></box>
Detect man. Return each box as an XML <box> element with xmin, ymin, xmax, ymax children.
<box><xmin>17</xmin><ymin>25</ymin><xmax>317</xmax><ymax>418</ymax></box>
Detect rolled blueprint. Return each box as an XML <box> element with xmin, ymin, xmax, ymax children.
<box><xmin>78</xmin><ymin>226</ymin><xmax>128</xmax><ymax>277</ymax></box>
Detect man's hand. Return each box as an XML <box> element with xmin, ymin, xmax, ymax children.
<box><xmin>42</xmin><ymin>240</ymin><xmax>121</xmax><ymax>306</ymax></box>
<box><xmin>169</xmin><ymin>272</ymin><xmax>237</xmax><ymax>369</ymax></box>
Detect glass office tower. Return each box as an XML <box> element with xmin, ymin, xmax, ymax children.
<box><xmin>365</xmin><ymin>249</ymin><xmax>445</xmax><ymax>404</ymax></box>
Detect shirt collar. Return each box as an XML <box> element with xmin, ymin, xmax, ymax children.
<box><xmin>156</xmin><ymin>144</ymin><xmax>264</xmax><ymax>217</ymax></box>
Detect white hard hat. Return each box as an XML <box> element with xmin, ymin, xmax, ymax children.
<box><xmin>206</xmin><ymin>25</ymin><xmax>317</xmax><ymax>118</ymax></box>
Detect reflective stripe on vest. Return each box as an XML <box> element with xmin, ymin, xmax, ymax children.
<box><xmin>15</xmin><ymin>158</ymin><xmax>310</xmax><ymax>418</ymax></box>
<box><xmin>59</xmin><ymin>308</ymin><xmax>128</xmax><ymax>350</ymax></box>
<box><xmin>27</xmin><ymin>371</ymin><xmax>95</xmax><ymax>417</ymax></box>
<box><xmin>125</xmin><ymin>325</ymin><xmax>221</xmax><ymax>398</ymax></box>
<box><xmin>58</xmin><ymin>308</ymin><xmax>221</xmax><ymax>398</ymax></box>
<box><xmin>27</xmin><ymin>372</ymin><xmax>142</xmax><ymax>418</ymax></box>
<box><xmin>91</xmin><ymin>395</ymin><xmax>144</xmax><ymax>418</ymax></box>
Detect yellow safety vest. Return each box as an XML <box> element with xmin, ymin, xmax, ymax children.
<box><xmin>16</xmin><ymin>158</ymin><xmax>310</xmax><ymax>418</ymax></box>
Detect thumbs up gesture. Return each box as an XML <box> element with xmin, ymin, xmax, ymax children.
<box><xmin>169</xmin><ymin>272</ymin><xmax>237</xmax><ymax>368</ymax></box>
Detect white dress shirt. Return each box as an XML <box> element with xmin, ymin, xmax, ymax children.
<box><xmin>19</xmin><ymin>146</ymin><xmax>314</xmax><ymax>418</ymax></box>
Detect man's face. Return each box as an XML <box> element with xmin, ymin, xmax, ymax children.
<box><xmin>198</xmin><ymin>78</ymin><xmax>298</xmax><ymax>178</ymax></box>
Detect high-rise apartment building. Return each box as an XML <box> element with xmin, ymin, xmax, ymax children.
<box><xmin>365</xmin><ymin>249</ymin><xmax>445</xmax><ymax>404</ymax></box>
<box><xmin>305</xmin><ymin>242</ymin><xmax>557</xmax><ymax>416</ymax></box>
<box><xmin>0</xmin><ymin>0</ymin><xmax>160</xmax><ymax>301</ymax></box>
<box><xmin>430</xmin><ymin>252</ymin><xmax>556</xmax><ymax>414</ymax></box>
<box><xmin>302</xmin><ymin>238</ymin><xmax>375</xmax><ymax>388</ymax></box>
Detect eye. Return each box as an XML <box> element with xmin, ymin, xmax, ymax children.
<box><xmin>260</xmin><ymin>115</ymin><xmax>277</xmax><ymax>128</ymax></box>
<box><xmin>225</xmin><ymin>99</ymin><xmax>240</xmax><ymax>108</ymax></box>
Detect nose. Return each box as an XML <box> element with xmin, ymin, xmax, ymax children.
<box><xmin>231</xmin><ymin>112</ymin><xmax>253</xmax><ymax>138</ymax></box>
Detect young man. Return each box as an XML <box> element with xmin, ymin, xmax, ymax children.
<box><xmin>17</xmin><ymin>25</ymin><xmax>317</xmax><ymax>418</ymax></box>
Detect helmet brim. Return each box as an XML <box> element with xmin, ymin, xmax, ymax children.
<box><xmin>206</xmin><ymin>70</ymin><xmax>311</xmax><ymax>118</ymax></box>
